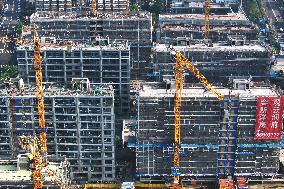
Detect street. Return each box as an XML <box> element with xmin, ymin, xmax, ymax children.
<box><xmin>263</xmin><ymin>0</ymin><xmax>283</xmax><ymax>22</ymax></box>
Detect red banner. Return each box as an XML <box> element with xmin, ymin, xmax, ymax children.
<box><xmin>254</xmin><ymin>97</ymin><xmax>283</xmax><ymax>140</ymax></box>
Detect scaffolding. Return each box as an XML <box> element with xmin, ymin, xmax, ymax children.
<box><xmin>151</xmin><ymin>43</ymin><xmax>271</xmax><ymax>83</ymax></box>
<box><xmin>16</xmin><ymin>42</ymin><xmax>130</xmax><ymax>113</ymax></box>
<box><xmin>0</xmin><ymin>84</ymin><xmax>116</xmax><ymax>183</ymax></box>
<box><xmin>136</xmin><ymin>83</ymin><xmax>282</xmax><ymax>181</ymax></box>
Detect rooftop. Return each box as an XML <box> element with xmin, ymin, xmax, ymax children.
<box><xmin>0</xmin><ymin>156</ymin><xmax>63</xmax><ymax>182</ymax></box>
<box><xmin>16</xmin><ymin>42</ymin><xmax>129</xmax><ymax>51</ymax></box>
<box><xmin>0</xmin><ymin>83</ymin><xmax>114</xmax><ymax>97</ymax></box>
<box><xmin>30</xmin><ymin>11</ymin><xmax>151</xmax><ymax>21</ymax></box>
<box><xmin>139</xmin><ymin>83</ymin><xmax>280</xmax><ymax>99</ymax></box>
<box><xmin>159</xmin><ymin>12</ymin><xmax>247</xmax><ymax>21</ymax></box>
<box><xmin>153</xmin><ymin>43</ymin><xmax>267</xmax><ymax>53</ymax></box>
<box><xmin>172</xmin><ymin>2</ymin><xmax>232</xmax><ymax>9</ymax></box>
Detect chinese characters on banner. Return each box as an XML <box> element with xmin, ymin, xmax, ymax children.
<box><xmin>254</xmin><ymin>97</ymin><xmax>283</xmax><ymax>140</ymax></box>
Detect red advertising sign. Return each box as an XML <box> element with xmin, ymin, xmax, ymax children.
<box><xmin>254</xmin><ymin>97</ymin><xmax>283</xmax><ymax>140</ymax></box>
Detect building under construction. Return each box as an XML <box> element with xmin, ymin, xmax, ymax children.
<box><xmin>0</xmin><ymin>154</ymin><xmax>71</xmax><ymax>188</ymax></box>
<box><xmin>35</xmin><ymin>0</ymin><xmax>72</xmax><ymax>13</ymax></box>
<box><xmin>16</xmin><ymin>41</ymin><xmax>130</xmax><ymax>113</ymax></box>
<box><xmin>148</xmin><ymin>42</ymin><xmax>271</xmax><ymax>82</ymax></box>
<box><xmin>30</xmin><ymin>11</ymin><xmax>152</xmax><ymax>45</ymax></box>
<box><xmin>30</xmin><ymin>11</ymin><xmax>152</xmax><ymax>80</ymax></box>
<box><xmin>136</xmin><ymin>81</ymin><xmax>282</xmax><ymax>183</ymax></box>
<box><xmin>97</xmin><ymin>0</ymin><xmax>129</xmax><ymax>11</ymax></box>
<box><xmin>0</xmin><ymin>81</ymin><xmax>115</xmax><ymax>183</ymax></box>
<box><xmin>158</xmin><ymin>5</ymin><xmax>258</xmax><ymax>43</ymax></box>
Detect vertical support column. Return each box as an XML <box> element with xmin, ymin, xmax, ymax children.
<box><xmin>25</xmin><ymin>50</ymin><xmax>29</xmax><ymax>83</ymax></box>
<box><xmin>100</xmin><ymin>97</ymin><xmax>105</xmax><ymax>180</ymax></box>
<box><xmin>43</xmin><ymin>51</ymin><xmax>48</xmax><ymax>82</ymax></box>
<box><xmin>6</xmin><ymin>97</ymin><xmax>14</xmax><ymax>158</ymax></box>
<box><xmin>111</xmin><ymin>95</ymin><xmax>115</xmax><ymax>180</ymax></box>
<box><xmin>80</xmin><ymin>49</ymin><xmax>83</xmax><ymax>78</ymax></box>
<box><xmin>52</xmin><ymin>97</ymin><xmax>58</xmax><ymax>159</ymax></box>
<box><xmin>63</xmin><ymin>50</ymin><xmax>67</xmax><ymax>83</ymax></box>
<box><xmin>100</xmin><ymin>50</ymin><xmax>103</xmax><ymax>84</ymax></box>
<box><xmin>119</xmin><ymin>51</ymin><xmax>122</xmax><ymax>112</ymax></box>
<box><xmin>75</xmin><ymin>97</ymin><xmax>82</xmax><ymax>170</ymax></box>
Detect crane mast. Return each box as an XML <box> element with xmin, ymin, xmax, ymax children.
<box><xmin>92</xmin><ymin>0</ymin><xmax>97</xmax><ymax>16</ymax></box>
<box><xmin>171</xmin><ymin>51</ymin><xmax>222</xmax><ymax>188</ymax></box>
<box><xmin>204</xmin><ymin>0</ymin><xmax>211</xmax><ymax>39</ymax></box>
<box><xmin>172</xmin><ymin>52</ymin><xmax>183</xmax><ymax>186</ymax></box>
<box><xmin>33</xmin><ymin>29</ymin><xmax>47</xmax><ymax>189</ymax></box>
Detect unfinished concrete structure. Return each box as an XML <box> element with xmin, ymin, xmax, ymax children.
<box><xmin>170</xmin><ymin>1</ymin><xmax>238</xmax><ymax>14</ymax></box>
<box><xmin>158</xmin><ymin>9</ymin><xmax>258</xmax><ymax>43</ymax></box>
<box><xmin>136</xmin><ymin>82</ymin><xmax>282</xmax><ymax>181</ymax></box>
<box><xmin>36</xmin><ymin>0</ymin><xmax>72</xmax><ymax>13</ymax></box>
<box><xmin>30</xmin><ymin>11</ymin><xmax>152</xmax><ymax>80</ymax></box>
<box><xmin>97</xmin><ymin>0</ymin><xmax>129</xmax><ymax>11</ymax></box>
<box><xmin>0</xmin><ymin>83</ymin><xmax>115</xmax><ymax>183</ymax></box>
<box><xmin>16</xmin><ymin>41</ymin><xmax>130</xmax><ymax>113</ymax></box>
<box><xmin>0</xmin><ymin>155</ymin><xmax>71</xmax><ymax>188</ymax></box>
<box><xmin>149</xmin><ymin>43</ymin><xmax>271</xmax><ymax>83</ymax></box>
<box><xmin>30</xmin><ymin>11</ymin><xmax>152</xmax><ymax>45</ymax></box>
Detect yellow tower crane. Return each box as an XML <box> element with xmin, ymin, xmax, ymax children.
<box><xmin>92</xmin><ymin>0</ymin><xmax>97</xmax><ymax>16</ymax></box>
<box><xmin>0</xmin><ymin>30</ymin><xmax>76</xmax><ymax>189</ymax></box>
<box><xmin>204</xmin><ymin>0</ymin><xmax>211</xmax><ymax>40</ymax></box>
<box><xmin>169</xmin><ymin>51</ymin><xmax>222</xmax><ymax>189</ymax></box>
<box><xmin>33</xmin><ymin>28</ymin><xmax>47</xmax><ymax>189</ymax></box>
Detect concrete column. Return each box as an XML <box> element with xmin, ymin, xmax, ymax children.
<box><xmin>75</xmin><ymin>97</ymin><xmax>82</xmax><ymax>170</ymax></box>
<box><xmin>80</xmin><ymin>49</ymin><xmax>83</xmax><ymax>77</ymax></box>
<box><xmin>52</xmin><ymin>97</ymin><xmax>58</xmax><ymax>159</ymax></box>
<box><xmin>101</xmin><ymin>97</ymin><xmax>105</xmax><ymax>180</ymax></box>
<box><xmin>100</xmin><ymin>51</ymin><xmax>103</xmax><ymax>84</ymax></box>
<box><xmin>63</xmin><ymin>50</ymin><xmax>67</xmax><ymax>83</ymax></box>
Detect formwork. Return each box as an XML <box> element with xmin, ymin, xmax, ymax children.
<box><xmin>151</xmin><ymin>44</ymin><xmax>271</xmax><ymax>83</ymax></box>
<box><xmin>0</xmin><ymin>84</ymin><xmax>116</xmax><ymax>183</ymax></box>
<box><xmin>136</xmin><ymin>82</ymin><xmax>282</xmax><ymax>181</ymax></box>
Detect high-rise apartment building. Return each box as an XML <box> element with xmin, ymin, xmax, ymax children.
<box><xmin>0</xmin><ymin>83</ymin><xmax>115</xmax><ymax>182</ymax></box>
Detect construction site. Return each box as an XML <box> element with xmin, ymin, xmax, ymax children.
<box><xmin>136</xmin><ymin>81</ymin><xmax>283</xmax><ymax>186</ymax></box>
<box><xmin>16</xmin><ymin>40</ymin><xmax>130</xmax><ymax>113</ymax></box>
<box><xmin>158</xmin><ymin>3</ymin><xmax>258</xmax><ymax>44</ymax></box>
<box><xmin>149</xmin><ymin>42</ymin><xmax>271</xmax><ymax>82</ymax></box>
<box><xmin>0</xmin><ymin>79</ymin><xmax>115</xmax><ymax>184</ymax></box>
<box><xmin>0</xmin><ymin>0</ymin><xmax>283</xmax><ymax>188</ymax></box>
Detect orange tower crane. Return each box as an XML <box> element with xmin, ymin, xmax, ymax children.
<box><xmin>33</xmin><ymin>28</ymin><xmax>47</xmax><ymax>189</ymax></box>
<box><xmin>204</xmin><ymin>0</ymin><xmax>211</xmax><ymax>39</ymax></box>
<box><xmin>92</xmin><ymin>0</ymin><xmax>97</xmax><ymax>16</ymax></box>
<box><xmin>170</xmin><ymin>51</ymin><xmax>222</xmax><ymax>189</ymax></box>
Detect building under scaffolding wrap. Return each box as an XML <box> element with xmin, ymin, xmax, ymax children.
<box><xmin>16</xmin><ymin>41</ymin><xmax>130</xmax><ymax>113</ymax></box>
<box><xmin>149</xmin><ymin>43</ymin><xmax>271</xmax><ymax>82</ymax></box>
<box><xmin>136</xmin><ymin>82</ymin><xmax>282</xmax><ymax>182</ymax></box>
<box><xmin>0</xmin><ymin>83</ymin><xmax>115</xmax><ymax>183</ymax></box>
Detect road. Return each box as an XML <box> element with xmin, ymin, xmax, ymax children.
<box><xmin>263</xmin><ymin>0</ymin><xmax>283</xmax><ymax>22</ymax></box>
<box><xmin>0</xmin><ymin>0</ymin><xmax>20</xmax><ymax>65</ymax></box>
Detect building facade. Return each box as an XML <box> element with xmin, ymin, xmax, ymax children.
<box><xmin>136</xmin><ymin>82</ymin><xmax>281</xmax><ymax>181</ymax></box>
<box><xmin>0</xmin><ymin>84</ymin><xmax>115</xmax><ymax>182</ymax></box>
<box><xmin>16</xmin><ymin>42</ymin><xmax>130</xmax><ymax>113</ymax></box>
<box><xmin>36</xmin><ymin>0</ymin><xmax>72</xmax><ymax>12</ymax></box>
<box><xmin>149</xmin><ymin>43</ymin><xmax>271</xmax><ymax>83</ymax></box>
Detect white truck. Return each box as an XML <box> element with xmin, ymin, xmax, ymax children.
<box><xmin>121</xmin><ymin>182</ymin><xmax>135</xmax><ymax>189</ymax></box>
